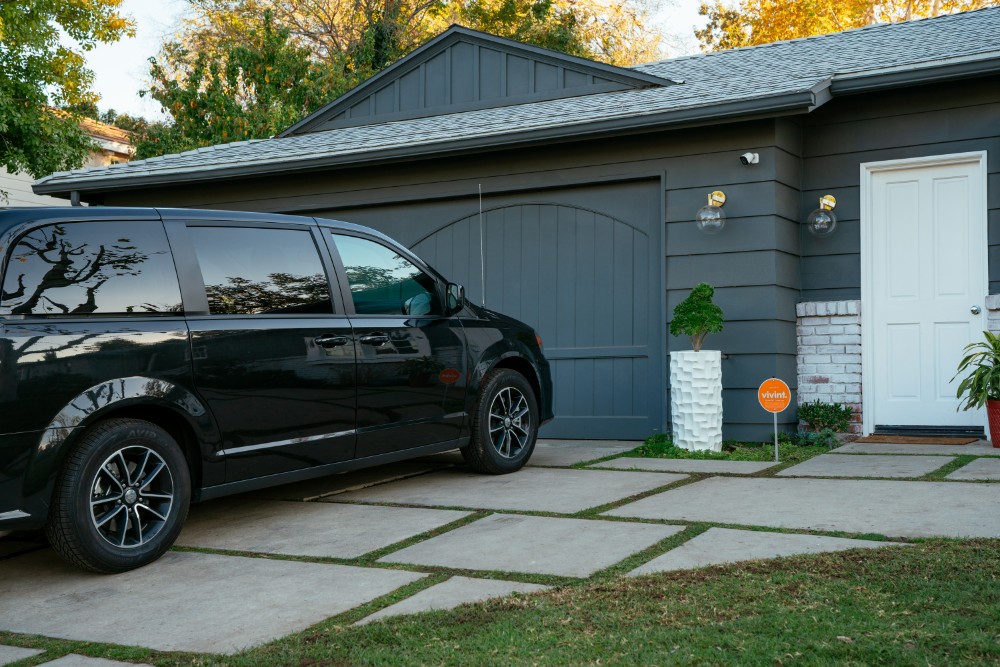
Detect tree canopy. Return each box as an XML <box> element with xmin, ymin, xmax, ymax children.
<box><xmin>696</xmin><ymin>0</ymin><xmax>999</xmax><ymax>51</ymax></box>
<box><xmin>0</xmin><ymin>0</ymin><xmax>134</xmax><ymax>181</ymax></box>
<box><xmin>135</xmin><ymin>0</ymin><xmax>664</xmax><ymax>158</ymax></box>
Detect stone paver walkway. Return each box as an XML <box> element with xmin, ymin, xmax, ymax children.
<box><xmin>357</xmin><ymin>576</ymin><xmax>550</xmax><ymax>625</ymax></box>
<box><xmin>628</xmin><ymin>527</ymin><xmax>909</xmax><ymax>575</ymax></box>
<box><xmin>38</xmin><ymin>656</ymin><xmax>152</xmax><ymax>667</ymax></box>
<box><xmin>332</xmin><ymin>467</ymin><xmax>681</xmax><ymax>513</ymax></box>
<box><xmin>2</xmin><ymin>439</ymin><xmax>998</xmax><ymax>659</ymax></box>
<box><xmin>0</xmin><ymin>645</ymin><xmax>43</xmax><ymax>666</ymax></box>
<box><xmin>778</xmin><ymin>454</ymin><xmax>953</xmax><ymax>478</ymax></box>
<box><xmin>945</xmin><ymin>456</ymin><xmax>1000</xmax><ymax>480</ymax></box>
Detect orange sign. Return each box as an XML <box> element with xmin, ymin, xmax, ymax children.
<box><xmin>439</xmin><ymin>368</ymin><xmax>461</xmax><ymax>385</ymax></box>
<box><xmin>758</xmin><ymin>378</ymin><xmax>791</xmax><ymax>413</ymax></box>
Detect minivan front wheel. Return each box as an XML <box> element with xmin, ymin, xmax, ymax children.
<box><xmin>46</xmin><ymin>418</ymin><xmax>191</xmax><ymax>573</ymax></box>
<box><xmin>462</xmin><ymin>369</ymin><xmax>538</xmax><ymax>474</ymax></box>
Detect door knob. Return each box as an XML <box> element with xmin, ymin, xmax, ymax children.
<box><xmin>359</xmin><ymin>333</ymin><xmax>390</xmax><ymax>346</ymax></box>
<box><xmin>314</xmin><ymin>334</ymin><xmax>350</xmax><ymax>348</ymax></box>
<box><xmin>971</xmin><ymin>305</ymin><xmax>982</xmax><ymax>315</ymax></box>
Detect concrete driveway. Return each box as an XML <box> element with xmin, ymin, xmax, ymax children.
<box><xmin>2</xmin><ymin>439</ymin><xmax>998</xmax><ymax>663</ymax></box>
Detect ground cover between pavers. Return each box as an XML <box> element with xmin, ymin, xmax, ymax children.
<box><xmin>945</xmin><ymin>456</ymin><xmax>1000</xmax><ymax>480</ymax></box>
<box><xmin>0</xmin><ymin>550</ymin><xmax>423</xmax><ymax>654</ymax></box>
<box><xmin>778</xmin><ymin>453</ymin><xmax>955</xmax><ymax>478</ymax></box>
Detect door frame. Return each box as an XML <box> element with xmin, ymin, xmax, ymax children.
<box><xmin>859</xmin><ymin>150</ymin><xmax>989</xmax><ymax>435</ymax></box>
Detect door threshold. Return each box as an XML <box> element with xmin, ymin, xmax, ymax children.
<box><xmin>873</xmin><ymin>425</ymin><xmax>984</xmax><ymax>438</ymax></box>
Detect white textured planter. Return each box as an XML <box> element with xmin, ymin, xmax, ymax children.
<box><xmin>669</xmin><ymin>350</ymin><xmax>723</xmax><ymax>452</ymax></box>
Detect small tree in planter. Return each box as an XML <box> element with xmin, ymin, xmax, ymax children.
<box><xmin>669</xmin><ymin>283</ymin><xmax>724</xmax><ymax>451</ymax></box>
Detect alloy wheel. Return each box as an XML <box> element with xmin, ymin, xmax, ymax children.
<box><xmin>89</xmin><ymin>445</ymin><xmax>175</xmax><ymax>549</ymax></box>
<box><xmin>488</xmin><ymin>386</ymin><xmax>531</xmax><ymax>458</ymax></box>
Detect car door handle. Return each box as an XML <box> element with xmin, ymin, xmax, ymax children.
<box><xmin>359</xmin><ymin>333</ymin><xmax>390</xmax><ymax>347</ymax></box>
<box><xmin>314</xmin><ymin>334</ymin><xmax>350</xmax><ymax>348</ymax></box>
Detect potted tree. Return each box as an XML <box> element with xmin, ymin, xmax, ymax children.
<box><xmin>669</xmin><ymin>283</ymin><xmax>724</xmax><ymax>451</ymax></box>
<box><xmin>954</xmin><ymin>330</ymin><xmax>1000</xmax><ymax>448</ymax></box>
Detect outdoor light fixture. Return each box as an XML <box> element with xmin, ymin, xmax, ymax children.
<box><xmin>696</xmin><ymin>190</ymin><xmax>727</xmax><ymax>234</ymax></box>
<box><xmin>807</xmin><ymin>195</ymin><xmax>838</xmax><ymax>236</ymax></box>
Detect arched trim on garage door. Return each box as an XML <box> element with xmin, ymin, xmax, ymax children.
<box><xmin>411</xmin><ymin>196</ymin><xmax>662</xmax><ymax>440</ymax></box>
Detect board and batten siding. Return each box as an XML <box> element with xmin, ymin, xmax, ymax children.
<box><xmin>100</xmin><ymin>118</ymin><xmax>806</xmax><ymax>440</ymax></box>
<box><xmin>798</xmin><ymin>76</ymin><xmax>1000</xmax><ymax>302</ymax></box>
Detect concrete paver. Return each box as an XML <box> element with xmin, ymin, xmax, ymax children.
<box><xmin>628</xmin><ymin>527</ymin><xmax>909</xmax><ymax>575</ymax></box>
<box><xmin>0</xmin><ymin>550</ymin><xmax>423</xmax><ymax>654</ymax></box>
<box><xmin>778</xmin><ymin>454</ymin><xmax>953</xmax><ymax>478</ymax></box>
<box><xmin>604</xmin><ymin>476</ymin><xmax>1000</xmax><ymax>538</ymax></box>
<box><xmin>528</xmin><ymin>440</ymin><xmax>639</xmax><ymax>467</ymax></box>
<box><xmin>833</xmin><ymin>442</ymin><xmax>1000</xmax><ymax>456</ymax></box>
<box><xmin>37</xmin><ymin>656</ymin><xmax>152</xmax><ymax>667</ymax></box>
<box><xmin>380</xmin><ymin>513</ymin><xmax>684</xmax><ymax>577</ymax></box>
<box><xmin>356</xmin><ymin>576</ymin><xmax>550</xmax><ymax>624</ymax></box>
<box><xmin>594</xmin><ymin>458</ymin><xmax>777</xmax><ymax>474</ymax></box>
<box><xmin>332</xmin><ymin>467</ymin><xmax>683</xmax><ymax>513</ymax></box>
<box><xmin>0</xmin><ymin>645</ymin><xmax>43</xmax><ymax>665</ymax></box>
<box><xmin>178</xmin><ymin>499</ymin><xmax>468</xmax><ymax>558</ymax></box>
<box><xmin>945</xmin><ymin>457</ymin><xmax>1000</xmax><ymax>480</ymax></box>
<box><xmin>247</xmin><ymin>461</ymin><xmax>450</xmax><ymax>500</ymax></box>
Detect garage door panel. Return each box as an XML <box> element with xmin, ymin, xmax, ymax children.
<box><xmin>404</xmin><ymin>181</ymin><xmax>661</xmax><ymax>439</ymax></box>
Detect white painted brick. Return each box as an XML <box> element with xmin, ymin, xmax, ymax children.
<box><xmin>845</xmin><ymin>301</ymin><xmax>860</xmax><ymax>315</ymax></box>
<box><xmin>797</xmin><ymin>364</ymin><xmax>818</xmax><ymax>374</ymax></box>
<box><xmin>842</xmin><ymin>374</ymin><xmax>862</xmax><ymax>384</ymax></box>
<box><xmin>814</xmin><ymin>364</ymin><xmax>847</xmax><ymax>374</ymax></box>
<box><xmin>806</xmin><ymin>316</ymin><xmax>831</xmax><ymax>325</ymax></box>
<box><xmin>844</xmin><ymin>383</ymin><xmax>861</xmax><ymax>394</ymax></box>
<box><xmin>843</xmin><ymin>345</ymin><xmax>862</xmax><ymax>354</ymax></box>
<box><xmin>801</xmin><ymin>335</ymin><xmax>830</xmax><ymax>345</ymax></box>
<box><xmin>817</xmin><ymin>345</ymin><xmax>846</xmax><ymax>354</ymax></box>
<box><xmin>841</xmin><ymin>324</ymin><xmax>862</xmax><ymax>335</ymax></box>
<box><xmin>828</xmin><ymin>315</ymin><xmax>859</xmax><ymax>325</ymax></box>
<box><xmin>829</xmin><ymin>334</ymin><xmax>860</xmax><ymax>344</ymax></box>
<box><xmin>796</xmin><ymin>302</ymin><xmax>814</xmax><ymax>317</ymax></box>
<box><xmin>802</xmin><ymin>354</ymin><xmax>830</xmax><ymax>364</ymax></box>
<box><xmin>846</xmin><ymin>364</ymin><xmax>862</xmax><ymax>373</ymax></box>
<box><xmin>815</xmin><ymin>325</ymin><xmax>845</xmax><ymax>335</ymax></box>
<box><xmin>985</xmin><ymin>294</ymin><xmax>1000</xmax><ymax>310</ymax></box>
<box><xmin>832</xmin><ymin>354</ymin><xmax>860</xmax><ymax>364</ymax></box>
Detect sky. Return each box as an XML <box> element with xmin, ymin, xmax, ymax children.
<box><xmin>83</xmin><ymin>0</ymin><xmax>709</xmax><ymax>121</ymax></box>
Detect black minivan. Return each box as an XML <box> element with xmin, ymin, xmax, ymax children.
<box><xmin>0</xmin><ymin>208</ymin><xmax>552</xmax><ymax>572</ymax></box>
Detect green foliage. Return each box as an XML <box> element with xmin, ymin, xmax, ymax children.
<box><xmin>451</xmin><ymin>0</ymin><xmax>590</xmax><ymax>58</ymax></box>
<box><xmin>669</xmin><ymin>282</ymin><xmax>724</xmax><ymax>352</ymax></box>
<box><xmin>137</xmin><ymin>10</ymin><xmax>340</xmax><ymax>159</ymax></box>
<box><xmin>630</xmin><ymin>433</ymin><xmax>827</xmax><ymax>463</ymax></box>
<box><xmin>0</xmin><ymin>0</ymin><xmax>133</xmax><ymax>180</ymax></box>
<box><xmin>798</xmin><ymin>399</ymin><xmax>854</xmax><ymax>432</ymax></box>
<box><xmin>953</xmin><ymin>330</ymin><xmax>1000</xmax><ymax>410</ymax></box>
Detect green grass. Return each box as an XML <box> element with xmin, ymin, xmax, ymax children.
<box><xmin>625</xmin><ymin>433</ymin><xmax>829</xmax><ymax>465</ymax></box>
<box><xmin>5</xmin><ymin>539</ymin><xmax>997</xmax><ymax>666</ymax></box>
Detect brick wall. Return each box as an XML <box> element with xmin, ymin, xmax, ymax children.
<box><xmin>795</xmin><ymin>300</ymin><xmax>862</xmax><ymax>433</ymax></box>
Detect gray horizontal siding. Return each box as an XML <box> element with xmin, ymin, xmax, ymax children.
<box><xmin>800</xmin><ymin>75</ymin><xmax>1000</xmax><ymax>302</ymax></box>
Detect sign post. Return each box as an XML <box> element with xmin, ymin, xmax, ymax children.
<box><xmin>758</xmin><ymin>378</ymin><xmax>791</xmax><ymax>463</ymax></box>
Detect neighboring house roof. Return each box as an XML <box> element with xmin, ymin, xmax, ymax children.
<box><xmin>34</xmin><ymin>7</ymin><xmax>1000</xmax><ymax>196</ymax></box>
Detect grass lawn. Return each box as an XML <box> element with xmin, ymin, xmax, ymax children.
<box><xmin>625</xmin><ymin>433</ymin><xmax>830</xmax><ymax>464</ymax></box>
<box><xmin>5</xmin><ymin>540</ymin><xmax>998</xmax><ymax>666</ymax></box>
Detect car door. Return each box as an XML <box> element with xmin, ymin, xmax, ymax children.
<box><xmin>327</xmin><ymin>231</ymin><xmax>467</xmax><ymax>458</ymax></box>
<box><xmin>176</xmin><ymin>219</ymin><xmax>357</xmax><ymax>482</ymax></box>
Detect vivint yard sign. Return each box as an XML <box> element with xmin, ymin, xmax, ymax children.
<box><xmin>758</xmin><ymin>378</ymin><xmax>791</xmax><ymax>462</ymax></box>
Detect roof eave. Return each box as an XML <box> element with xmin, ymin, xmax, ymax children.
<box><xmin>830</xmin><ymin>52</ymin><xmax>1000</xmax><ymax>94</ymax></box>
<box><xmin>33</xmin><ymin>88</ymin><xmax>822</xmax><ymax>198</ymax></box>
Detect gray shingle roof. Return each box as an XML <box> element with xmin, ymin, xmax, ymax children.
<box><xmin>34</xmin><ymin>7</ymin><xmax>1000</xmax><ymax>195</ymax></box>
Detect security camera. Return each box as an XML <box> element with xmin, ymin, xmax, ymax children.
<box><xmin>740</xmin><ymin>152</ymin><xmax>759</xmax><ymax>165</ymax></box>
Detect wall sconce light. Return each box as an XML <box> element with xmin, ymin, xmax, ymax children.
<box><xmin>807</xmin><ymin>195</ymin><xmax>837</xmax><ymax>236</ymax></box>
<box><xmin>696</xmin><ymin>190</ymin><xmax>727</xmax><ymax>234</ymax></box>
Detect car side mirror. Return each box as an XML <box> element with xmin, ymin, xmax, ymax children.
<box><xmin>446</xmin><ymin>283</ymin><xmax>465</xmax><ymax>315</ymax></box>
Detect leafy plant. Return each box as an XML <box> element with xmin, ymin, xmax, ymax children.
<box><xmin>953</xmin><ymin>330</ymin><xmax>1000</xmax><ymax>410</ymax></box>
<box><xmin>798</xmin><ymin>400</ymin><xmax>854</xmax><ymax>433</ymax></box>
<box><xmin>669</xmin><ymin>283</ymin><xmax>724</xmax><ymax>352</ymax></box>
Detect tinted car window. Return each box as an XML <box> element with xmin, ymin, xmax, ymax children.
<box><xmin>333</xmin><ymin>234</ymin><xmax>440</xmax><ymax>316</ymax></box>
<box><xmin>190</xmin><ymin>226</ymin><xmax>333</xmax><ymax>315</ymax></box>
<box><xmin>1</xmin><ymin>220</ymin><xmax>182</xmax><ymax>316</ymax></box>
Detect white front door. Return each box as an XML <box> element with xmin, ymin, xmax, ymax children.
<box><xmin>863</xmin><ymin>152</ymin><xmax>987</xmax><ymax>431</ymax></box>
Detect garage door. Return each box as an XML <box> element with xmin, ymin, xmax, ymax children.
<box><xmin>408</xmin><ymin>181</ymin><xmax>663</xmax><ymax>440</ymax></box>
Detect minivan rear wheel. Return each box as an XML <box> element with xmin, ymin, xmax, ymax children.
<box><xmin>45</xmin><ymin>418</ymin><xmax>191</xmax><ymax>573</ymax></box>
<box><xmin>461</xmin><ymin>369</ymin><xmax>538</xmax><ymax>474</ymax></box>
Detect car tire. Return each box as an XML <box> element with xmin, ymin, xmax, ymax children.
<box><xmin>461</xmin><ymin>369</ymin><xmax>539</xmax><ymax>474</ymax></box>
<box><xmin>45</xmin><ymin>418</ymin><xmax>191</xmax><ymax>573</ymax></box>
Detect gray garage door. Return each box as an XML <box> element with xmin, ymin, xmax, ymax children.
<box><xmin>407</xmin><ymin>181</ymin><xmax>663</xmax><ymax>440</ymax></box>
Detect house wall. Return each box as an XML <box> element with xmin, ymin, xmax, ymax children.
<box><xmin>1</xmin><ymin>168</ymin><xmax>69</xmax><ymax>207</ymax></box>
<box><xmin>100</xmin><ymin>118</ymin><xmax>802</xmax><ymax>440</ymax></box>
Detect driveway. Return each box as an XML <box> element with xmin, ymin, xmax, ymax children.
<box><xmin>1</xmin><ymin>439</ymin><xmax>999</xmax><ymax>663</ymax></box>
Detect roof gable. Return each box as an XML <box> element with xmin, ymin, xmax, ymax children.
<box><xmin>281</xmin><ymin>25</ymin><xmax>675</xmax><ymax>136</ymax></box>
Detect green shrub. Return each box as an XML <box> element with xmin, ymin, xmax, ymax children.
<box><xmin>669</xmin><ymin>283</ymin><xmax>723</xmax><ymax>352</ymax></box>
<box><xmin>798</xmin><ymin>400</ymin><xmax>854</xmax><ymax>432</ymax></box>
